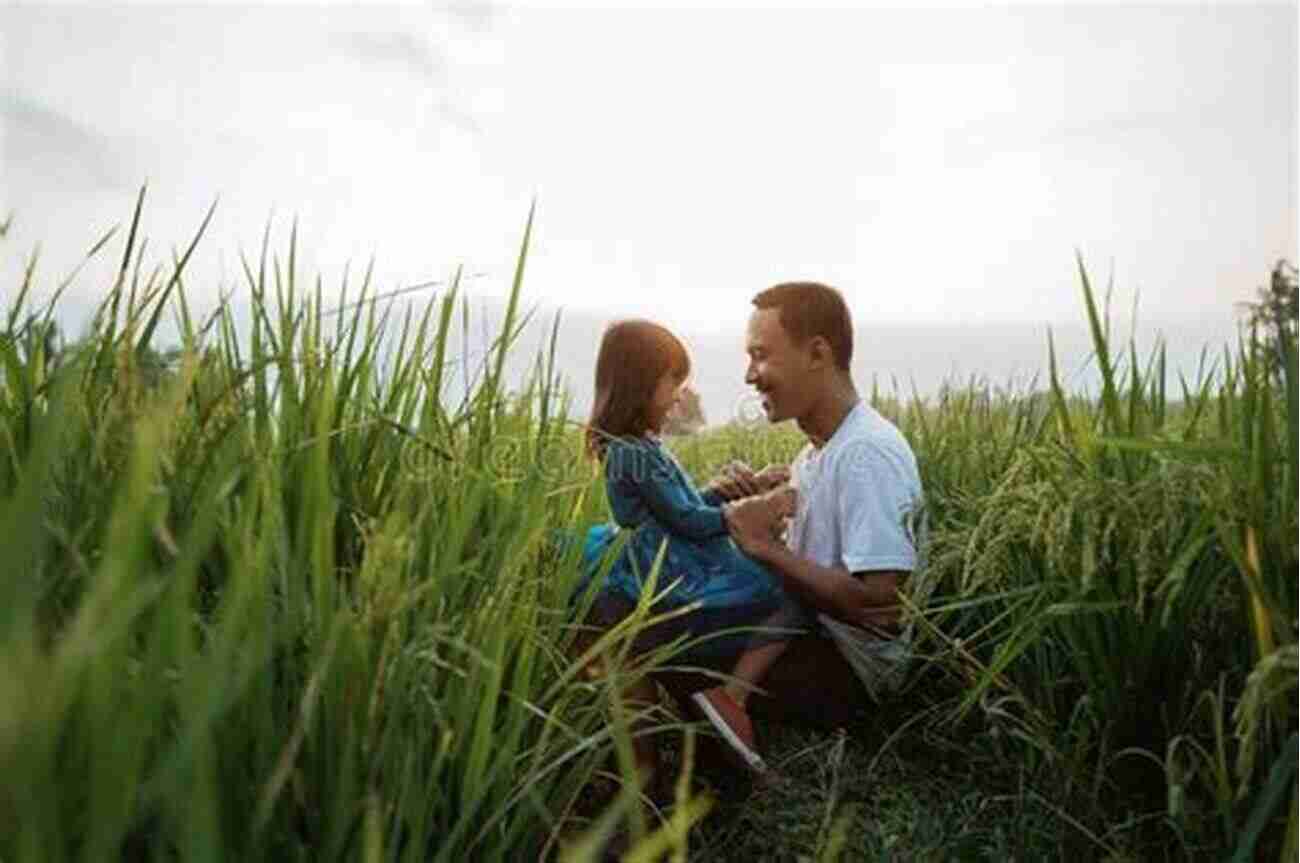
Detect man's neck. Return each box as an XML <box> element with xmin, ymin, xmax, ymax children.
<box><xmin>797</xmin><ymin>380</ymin><xmax>860</xmax><ymax>448</ymax></box>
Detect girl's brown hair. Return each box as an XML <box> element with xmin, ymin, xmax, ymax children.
<box><xmin>586</xmin><ymin>320</ymin><xmax>691</xmax><ymax>457</ymax></box>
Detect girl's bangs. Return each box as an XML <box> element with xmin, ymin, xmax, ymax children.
<box><xmin>667</xmin><ymin>333</ymin><xmax>691</xmax><ymax>381</ymax></box>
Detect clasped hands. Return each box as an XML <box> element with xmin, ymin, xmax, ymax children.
<box><xmin>708</xmin><ymin>461</ymin><xmax>796</xmax><ymax>557</ymax></box>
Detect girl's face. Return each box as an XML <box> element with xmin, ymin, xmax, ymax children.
<box><xmin>647</xmin><ymin>372</ymin><xmax>686</xmax><ymax>433</ymax></box>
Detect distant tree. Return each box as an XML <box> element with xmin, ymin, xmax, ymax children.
<box><xmin>52</xmin><ymin>332</ymin><xmax>182</xmax><ymax>392</ymax></box>
<box><xmin>135</xmin><ymin>343</ymin><xmax>183</xmax><ymax>390</ymax></box>
<box><xmin>0</xmin><ymin>316</ymin><xmax>64</xmax><ymax>386</ymax></box>
<box><xmin>663</xmin><ymin>384</ymin><xmax>706</xmax><ymax>436</ymax></box>
<box><xmin>1238</xmin><ymin>259</ymin><xmax>1298</xmax><ymax>380</ymax></box>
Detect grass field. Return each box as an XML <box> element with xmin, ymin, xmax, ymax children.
<box><xmin>1</xmin><ymin>198</ymin><xmax>1295</xmax><ymax>861</ymax></box>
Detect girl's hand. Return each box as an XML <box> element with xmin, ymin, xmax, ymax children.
<box><xmin>707</xmin><ymin>460</ymin><xmax>762</xmax><ymax>500</ymax></box>
<box><xmin>754</xmin><ymin>464</ymin><xmax>792</xmax><ymax>493</ymax></box>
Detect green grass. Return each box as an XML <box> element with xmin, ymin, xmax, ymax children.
<box><xmin>670</xmin><ymin>258</ymin><xmax>1298</xmax><ymax>861</ymax></box>
<box><xmin>1</xmin><ymin>194</ymin><xmax>1295</xmax><ymax>861</ymax></box>
<box><xmin>0</xmin><ymin>193</ymin><xmax>699</xmax><ymax>862</ymax></box>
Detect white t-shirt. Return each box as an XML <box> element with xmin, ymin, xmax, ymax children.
<box><xmin>787</xmin><ymin>401</ymin><xmax>923</xmax><ymax>573</ymax></box>
<box><xmin>786</xmin><ymin>401</ymin><xmax>925</xmax><ymax>699</ymax></box>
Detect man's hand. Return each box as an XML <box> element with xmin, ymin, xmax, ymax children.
<box><xmin>765</xmin><ymin>484</ymin><xmax>797</xmax><ymax>519</ymax></box>
<box><xmin>706</xmin><ymin>461</ymin><xmax>790</xmax><ymax>501</ymax></box>
<box><xmin>724</xmin><ymin>485</ymin><xmax>796</xmax><ymax>557</ymax></box>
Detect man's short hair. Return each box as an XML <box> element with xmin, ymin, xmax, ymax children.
<box><xmin>752</xmin><ymin>282</ymin><xmax>853</xmax><ymax>371</ymax></box>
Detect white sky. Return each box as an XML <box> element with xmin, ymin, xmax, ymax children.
<box><xmin>2</xmin><ymin>1</ymin><xmax>1297</xmax><ymax>344</ymax></box>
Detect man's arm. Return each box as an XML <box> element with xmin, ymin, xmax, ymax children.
<box><xmin>722</xmin><ymin>484</ymin><xmax>907</xmax><ymax>629</ymax></box>
<box><xmin>750</xmin><ymin>542</ymin><xmax>904</xmax><ymax>630</ymax></box>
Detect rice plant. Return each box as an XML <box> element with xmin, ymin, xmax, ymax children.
<box><xmin>2</xmin><ymin>191</ymin><xmax>1294</xmax><ymax>861</ymax></box>
<box><xmin>909</xmin><ymin>256</ymin><xmax>1298</xmax><ymax>858</ymax></box>
<box><xmin>0</xmin><ymin>192</ymin><xmax>707</xmax><ymax>862</ymax></box>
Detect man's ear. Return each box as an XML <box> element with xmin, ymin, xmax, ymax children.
<box><xmin>807</xmin><ymin>335</ymin><xmax>832</xmax><ymax>370</ymax></box>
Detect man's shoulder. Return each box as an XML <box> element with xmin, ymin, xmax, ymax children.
<box><xmin>828</xmin><ymin>408</ymin><xmax>920</xmax><ymax>485</ymax></box>
<box><xmin>855</xmin><ymin>403</ymin><xmax>910</xmax><ymax>442</ymax></box>
<box><xmin>834</xmin><ymin>408</ymin><xmax>915</xmax><ymax>460</ymax></box>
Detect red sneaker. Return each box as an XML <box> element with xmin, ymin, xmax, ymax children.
<box><xmin>690</xmin><ymin>687</ymin><xmax>767</xmax><ymax>774</ymax></box>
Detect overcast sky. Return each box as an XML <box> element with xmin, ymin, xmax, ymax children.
<box><xmin>2</xmin><ymin>2</ymin><xmax>1297</xmax><ymax>410</ymax></box>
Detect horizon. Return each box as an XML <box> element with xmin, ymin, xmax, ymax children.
<box><xmin>10</xmin><ymin>217</ymin><xmax>1265</xmax><ymax>425</ymax></box>
<box><xmin>461</xmin><ymin>293</ymin><xmax>1255</xmax><ymax>424</ymax></box>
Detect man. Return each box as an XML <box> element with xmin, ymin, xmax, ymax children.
<box><xmin>692</xmin><ymin>281</ymin><xmax>926</xmax><ymax>762</ymax></box>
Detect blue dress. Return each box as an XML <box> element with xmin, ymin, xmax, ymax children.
<box><xmin>577</xmin><ymin>435</ymin><xmax>786</xmax><ymax>614</ymax></box>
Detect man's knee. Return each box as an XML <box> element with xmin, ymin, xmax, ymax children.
<box><xmin>747</xmin><ymin>635</ymin><xmax>871</xmax><ymax>728</ymax></box>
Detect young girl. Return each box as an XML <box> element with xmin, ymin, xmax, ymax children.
<box><xmin>578</xmin><ymin>319</ymin><xmax>802</xmax><ymax>774</ymax></box>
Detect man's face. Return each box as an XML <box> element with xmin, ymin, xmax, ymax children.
<box><xmin>745</xmin><ymin>308</ymin><xmax>813</xmax><ymax>423</ymax></box>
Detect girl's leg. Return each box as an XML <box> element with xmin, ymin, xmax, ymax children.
<box><xmin>690</xmin><ymin>600</ymin><xmax>811</xmax><ymax>772</ymax></box>
<box><xmin>724</xmin><ymin>639</ymin><xmax>789</xmax><ymax>708</ymax></box>
<box><xmin>724</xmin><ymin>594</ymin><xmax>814</xmax><ymax>705</ymax></box>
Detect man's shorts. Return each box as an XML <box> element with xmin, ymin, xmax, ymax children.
<box><xmin>816</xmin><ymin>613</ymin><xmax>912</xmax><ymax>702</ymax></box>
